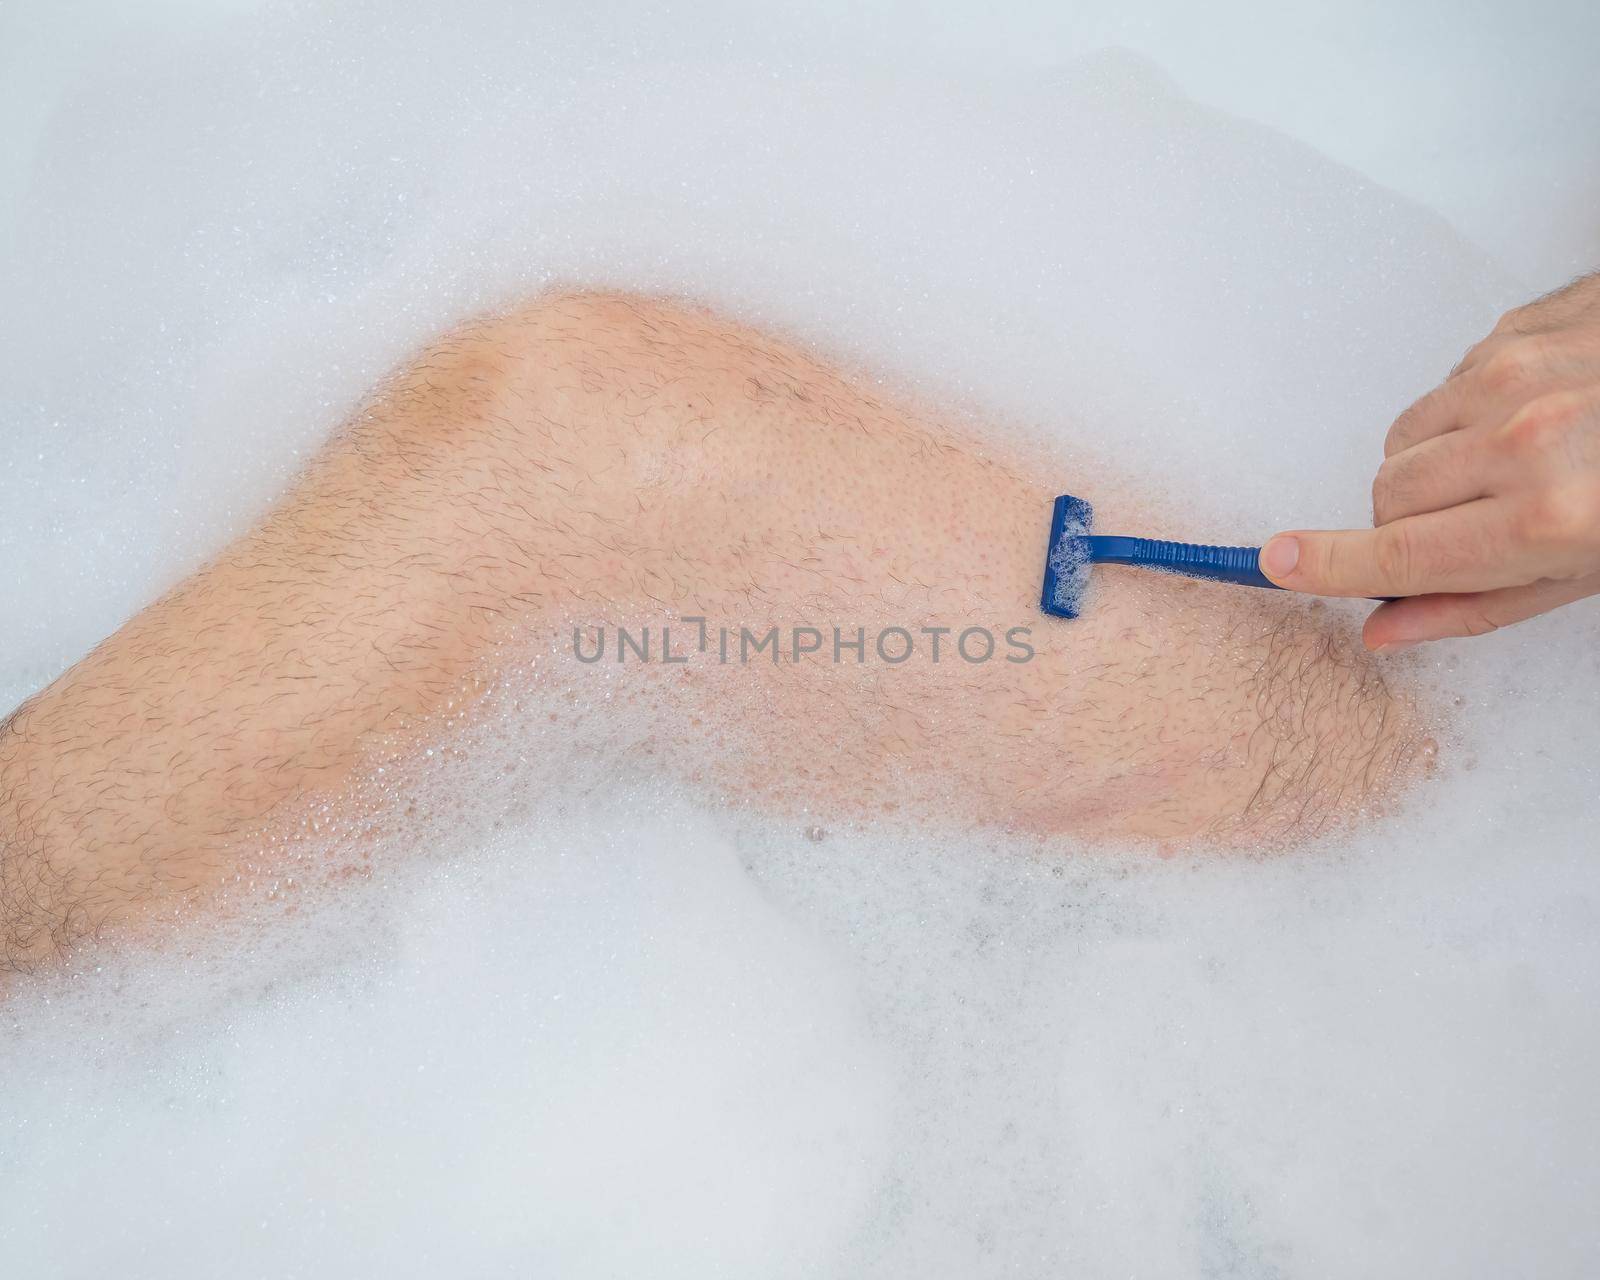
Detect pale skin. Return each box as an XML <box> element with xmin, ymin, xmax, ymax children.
<box><xmin>1262</xmin><ymin>270</ymin><xmax>1600</xmax><ymax>647</ymax></box>
<box><xmin>0</xmin><ymin>292</ymin><xmax>1433</xmax><ymax>975</ymax></box>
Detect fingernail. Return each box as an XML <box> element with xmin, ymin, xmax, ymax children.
<box><xmin>1260</xmin><ymin>535</ymin><xmax>1300</xmax><ymax>579</ymax></box>
<box><xmin>1372</xmin><ymin>640</ymin><xmax>1419</xmax><ymax>654</ymax></box>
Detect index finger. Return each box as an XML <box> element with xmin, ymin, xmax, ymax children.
<box><xmin>1259</xmin><ymin>500</ymin><xmax>1531</xmax><ymax>598</ymax></box>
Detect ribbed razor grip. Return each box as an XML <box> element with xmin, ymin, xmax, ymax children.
<box><xmin>1086</xmin><ymin>536</ymin><xmax>1279</xmax><ymax>591</ymax></box>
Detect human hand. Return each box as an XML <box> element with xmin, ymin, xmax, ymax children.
<box><xmin>1258</xmin><ymin>271</ymin><xmax>1600</xmax><ymax>650</ymax></box>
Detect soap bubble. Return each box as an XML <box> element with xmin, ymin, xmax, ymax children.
<box><xmin>2</xmin><ymin>2</ymin><xmax>1597</xmax><ymax>1275</ymax></box>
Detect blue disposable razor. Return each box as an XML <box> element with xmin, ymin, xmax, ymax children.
<box><xmin>1040</xmin><ymin>493</ymin><xmax>1280</xmax><ymax>620</ymax></box>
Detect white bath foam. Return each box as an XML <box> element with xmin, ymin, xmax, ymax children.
<box><xmin>0</xmin><ymin>784</ymin><xmax>897</xmax><ymax>1277</ymax></box>
<box><xmin>0</xmin><ymin>0</ymin><xmax>1522</xmax><ymax>677</ymax></box>
<box><xmin>1</xmin><ymin>1</ymin><xmax>1598</xmax><ymax>1276</ymax></box>
<box><xmin>757</xmin><ymin>741</ymin><xmax>1600</xmax><ymax>1273</ymax></box>
<box><xmin>3</xmin><ymin>681</ymin><xmax>1597</xmax><ymax>1276</ymax></box>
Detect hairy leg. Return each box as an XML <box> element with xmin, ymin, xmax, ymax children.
<box><xmin>0</xmin><ymin>292</ymin><xmax>1433</xmax><ymax>972</ymax></box>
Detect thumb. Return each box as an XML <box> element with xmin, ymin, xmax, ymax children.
<box><xmin>1362</xmin><ymin>573</ymin><xmax>1600</xmax><ymax>648</ymax></box>
<box><xmin>1259</xmin><ymin>504</ymin><xmax>1521</xmax><ymax>598</ymax></box>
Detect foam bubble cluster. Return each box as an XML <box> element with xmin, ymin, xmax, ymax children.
<box><xmin>3</xmin><ymin>2</ymin><xmax>1599</xmax><ymax>1275</ymax></box>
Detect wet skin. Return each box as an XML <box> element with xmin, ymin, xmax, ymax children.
<box><xmin>0</xmin><ymin>292</ymin><xmax>1433</xmax><ymax>972</ymax></box>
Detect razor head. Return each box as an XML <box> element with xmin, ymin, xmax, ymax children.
<box><xmin>1040</xmin><ymin>493</ymin><xmax>1094</xmax><ymax>619</ymax></box>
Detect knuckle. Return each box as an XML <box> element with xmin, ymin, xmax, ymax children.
<box><xmin>1480</xmin><ymin>340</ymin><xmax>1542</xmax><ymax>396</ymax></box>
<box><xmin>1372</xmin><ymin>451</ymin><xmax>1416</xmax><ymax>519</ymax></box>
<box><xmin>1492</xmin><ymin>305</ymin><xmax>1531</xmax><ymax>336</ymax></box>
<box><xmin>1459</xmin><ymin>604</ymin><xmax>1504</xmax><ymax>633</ymax></box>
<box><xmin>1515</xmin><ymin>486</ymin><xmax>1596</xmax><ymax>549</ymax></box>
<box><xmin>1496</xmin><ymin>393</ymin><xmax>1581</xmax><ymax>457</ymax></box>
<box><xmin>1384</xmin><ymin>399</ymin><xmax>1437</xmax><ymax>456</ymax></box>
<box><xmin>1457</xmin><ymin>608</ymin><xmax>1505</xmax><ymax>638</ymax></box>
<box><xmin>1374</xmin><ymin>524</ymin><xmax>1416</xmax><ymax>588</ymax></box>
<box><xmin>1450</xmin><ymin>337</ymin><xmax>1495</xmax><ymax>377</ymax></box>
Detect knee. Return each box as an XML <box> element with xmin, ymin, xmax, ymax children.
<box><xmin>317</xmin><ymin>291</ymin><xmax>758</xmax><ymax>598</ymax></box>
<box><xmin>367</xmin><ymin>290</ymin><xmax>723</xmax><ymax>469</ymax></box>
<box><xmin>427</xmin><ymin>290</ymin><xmax>715</xmax><ymax>405</ymax></box>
